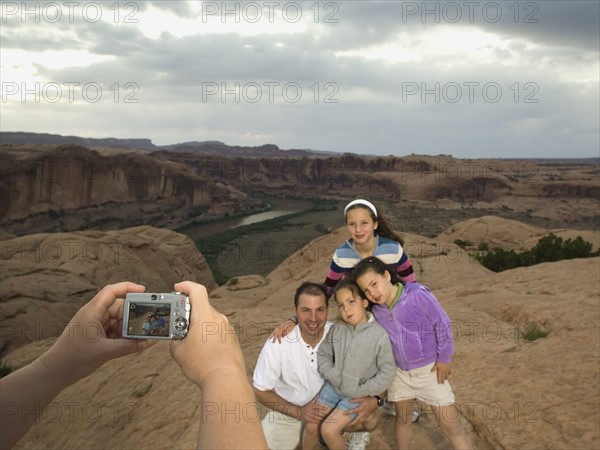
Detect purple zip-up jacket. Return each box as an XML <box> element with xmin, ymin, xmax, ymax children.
<box><xmin>371</xmin><ymin>282</ymin><xmax>454</xmax><ymax>371</ymax></box>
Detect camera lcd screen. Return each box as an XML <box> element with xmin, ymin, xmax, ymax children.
<box><xmin>126</xmin><ymin>302</ymin><xmax>171</xmax><ymax>337</ymax></box>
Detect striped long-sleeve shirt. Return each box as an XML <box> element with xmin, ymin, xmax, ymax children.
<box><xmin>323</xmin><ymin>235</ymin><xmax>415</xmax><ymax>298</ymax></box>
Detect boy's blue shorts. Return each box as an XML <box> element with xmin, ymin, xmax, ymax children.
<box><xmin>317</xmin><ymin>381</ymin><xmax>360</xmax><ymax>419</ymax></box>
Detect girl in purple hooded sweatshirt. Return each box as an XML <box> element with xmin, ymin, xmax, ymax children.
<box><xmin>352</xmin><ymin>256</ymin><xmax>472</xmax><ymax>450</ymax></box>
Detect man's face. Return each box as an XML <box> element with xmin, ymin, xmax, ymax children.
<box><xmin>294</xmin><ymin>293</ymin><xmax>328</xmax><ymax>341</ymax></box>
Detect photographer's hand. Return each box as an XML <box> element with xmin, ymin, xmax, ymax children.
<box><xmin>170</xmin><ymin>281</ymin><xmax>267</xmax><ymax>449</ymax></box>
<box><xmin>40</xmin><ymin>281</ymin><xmax>150</xmax><ymax>383</ymax></box>
<box><xmin>0</xmin><ymin>281</ymin><xmax>150</xmax><ymax>450</ymax></box>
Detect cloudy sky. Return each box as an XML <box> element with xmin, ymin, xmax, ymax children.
<box><xmin>1</xmin><ymin>1</ymin><xmax>598</xmax><ymax>158</ymax></box>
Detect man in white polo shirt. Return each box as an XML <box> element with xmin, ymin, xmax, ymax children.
<box><xmin>253</xmin><ymin>282</ymin><xmax>332</xmax><ymax>449</ymax></box>
<box><xmin>253</xmin><ymin>282</ymin><xmax>379</xmax><ymax>449</ymax></box>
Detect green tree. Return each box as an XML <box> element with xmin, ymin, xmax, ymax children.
<box><xmin>562</xmin><ymin>236</ymin><xmax>593</xmax><ymax>259</ymax></box>
<box><xmin>532</xmin><ymin>233</ymin><xmax>564</xmax><ymax>263</ymax></box>
<box><xmin>478</xmin><ymin>248</ymin><xmax>522</xmax><ymax>272</ymax></box>
<box><xmin>477</xmin><ymin>233</ymin><xmax>596</xmax><ymax>272</ymax></box>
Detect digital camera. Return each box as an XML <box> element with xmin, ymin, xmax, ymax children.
<box><xmin>122</xmin><ymin>292</ymin><xmax>190</xmax><ymax>340</ymax></box>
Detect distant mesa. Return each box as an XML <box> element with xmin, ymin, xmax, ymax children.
<box><xmin>0</xmin><ymin>131</ymin><xmax>333</xmax><ymax>157</ymax></box>
<box><xmin>0</xmin><ymin>131</ymin><xmax>157</xmax><ymax>151</ymax></box>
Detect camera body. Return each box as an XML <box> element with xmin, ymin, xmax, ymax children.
<box><xmin>122</xmin><ymin>292</ymin><xmax>190</xmax><ymax>340</ymax></box>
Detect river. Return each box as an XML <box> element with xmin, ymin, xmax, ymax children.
<box><xmin>178</xmin><ymin>198</ymin><xmax>314</xmax><ymax>241</ymax></box>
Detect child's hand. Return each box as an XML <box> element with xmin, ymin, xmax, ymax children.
<box><xmin>268</xmin><ymin>319</ymin><xmax>296</xmax><ymax>343</ymax></box>
<box><xmin>432</xmin><ymin>361</ymin><xmax>452</xmax><ymax>384</ymax></box>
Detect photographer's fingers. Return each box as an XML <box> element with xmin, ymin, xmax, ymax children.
<box><xmin>174</xmin><ymin>281</ymin><xmax>210</xmax><ymax>317</ymax></box>
<box><xmin>84</xmin><ymin>283</ymin><xmax>148</xmax><ymax>355</ymax></box>
<box><xmin>64</xmin><ymin>281</ymin><xmax>145</xmax><ymax>347</ymax></box>
<box><xmin>170</xmin><ymin>281</ymin><xmax>210</xmax><ymax>378</ymax></box>
<box><xmin>88</xmin><ymin>282</ymin><xmax>147</xmax><ymax>343</ymax></box>
<box><xmin>174</xmin><ymin>281</ymin><xmax>230</xmax><ymax>328</ymax></box>
<box><xmin>91</xmin><ymin>282</ymin><xmax>145</xmax><ymax>312</ymax></box>
<box><xmin>41</xmin><ymin>283</ymin><xmax>148</xmax><ymax>384</ymax></box>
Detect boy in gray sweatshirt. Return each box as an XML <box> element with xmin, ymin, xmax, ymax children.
<box><xmin>302</xmin><ymin>279</ymin><xmax>396</xmax><ymax>450</ymax></box>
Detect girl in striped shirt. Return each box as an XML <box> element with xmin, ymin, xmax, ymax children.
<box><xmin>323</xmin><ymin>199</ymin><xmax>416</xmax><ymax>298</ymax></box>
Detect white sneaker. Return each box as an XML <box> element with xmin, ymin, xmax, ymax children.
<box><xmin>347</xmin><ymin>431</ymin><xmax>370</xmax><ymax>450</ymax></box>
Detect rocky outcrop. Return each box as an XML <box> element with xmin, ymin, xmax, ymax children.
<box><xmin>0</xmin><ymin>226</ymin><xmax>216</xmax><ymax>354</ymax></box>
<box><xmin>436</xmin><ymin>215</ymin><xmax>600</xmax><ymax>252</ymax></box>
<box><xmin>427</xmin><ymin>177</ymin><xmax>512</xmax><ymax>202</ymax></box>
<box><xmin>541</xmin><ymin>183</ymin><xmax>600</xmax><ymax>199</ymax></box>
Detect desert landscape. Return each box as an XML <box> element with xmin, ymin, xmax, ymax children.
<box><xmin>0</xmin><ymin>136</ymin><xmax>598</xmax><ymax>449</ymax></box>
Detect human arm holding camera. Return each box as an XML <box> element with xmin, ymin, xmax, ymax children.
<box><xmin>1</xmin><ymin>280</ymin><xmax>268</xmax><ymax>450</ymax></box>
<box><xmin>0</xmin><ymin>282</ymin><xmax>150</xmax><ymax>450</ymax></box>
<box><xmin>170</xmin><ymin>281</ymin><xmax>268</xmax><ymax>449</ymax></box>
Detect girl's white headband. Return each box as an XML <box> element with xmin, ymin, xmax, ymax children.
<box><xmin>344</xmin><ymin>199</ymin><xmax>378</xmax><ymax>217</ymax></box>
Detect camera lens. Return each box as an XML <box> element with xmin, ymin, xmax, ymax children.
<box><xmin>151</xmin><ymin>294</ymin><xmax>157</xmax><ymax>301</ymax></box>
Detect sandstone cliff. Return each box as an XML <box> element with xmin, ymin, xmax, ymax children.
<box><xmin>2</xmin><ymin>145</ymin><xmax>598</xmax><ymax>236</ymax></box>
<box><xmin>0</xmin><ymin>145</ymin><xmax>253</xmax><ymax>234</ymax></box>
<box><xmin>150</xmin><ymin>151</ymin><xmax>401</xmax><ymax>199</ymax></box>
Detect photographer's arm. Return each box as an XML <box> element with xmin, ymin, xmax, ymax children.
<box><xmin>0</xmin><ymin>359</ymin><xmax>68</xmax><ymax>450</ymax></box>
<box><xmin>0</xmin><ymin>282</ymin><xmax>149</xmax><ymax>450</ymax></box>
<box><xmin>170</xmin><ymin>281</ymin><xmax>268</xmax><ymax>449</ymax></box>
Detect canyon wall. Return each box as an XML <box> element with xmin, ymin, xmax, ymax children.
<box><xmin>0</xmin><ymin>145</ymin><xmax>252</xmax><ymax>234</ymax></box>
<box><xmin>2</xmin><ymin>144</ymin><xmax>598</xmax><ymax>235</ymax></box>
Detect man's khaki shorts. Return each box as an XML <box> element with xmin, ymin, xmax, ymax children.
<box><xmin>261</xmin><ymin>410</ymin><xmax>302</xmax><ymax>450</ymax></box>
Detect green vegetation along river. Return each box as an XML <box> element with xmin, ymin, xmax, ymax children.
<box><xmin>179</xmin><ymin>198</ymin><xmax>344</xmax><ymax>285</ymax></box>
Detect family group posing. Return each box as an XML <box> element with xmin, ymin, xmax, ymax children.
<box><xmin>252</xmin><ymin>199</ymin><xmax>473</xmax><ymax>450</ymax></box>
